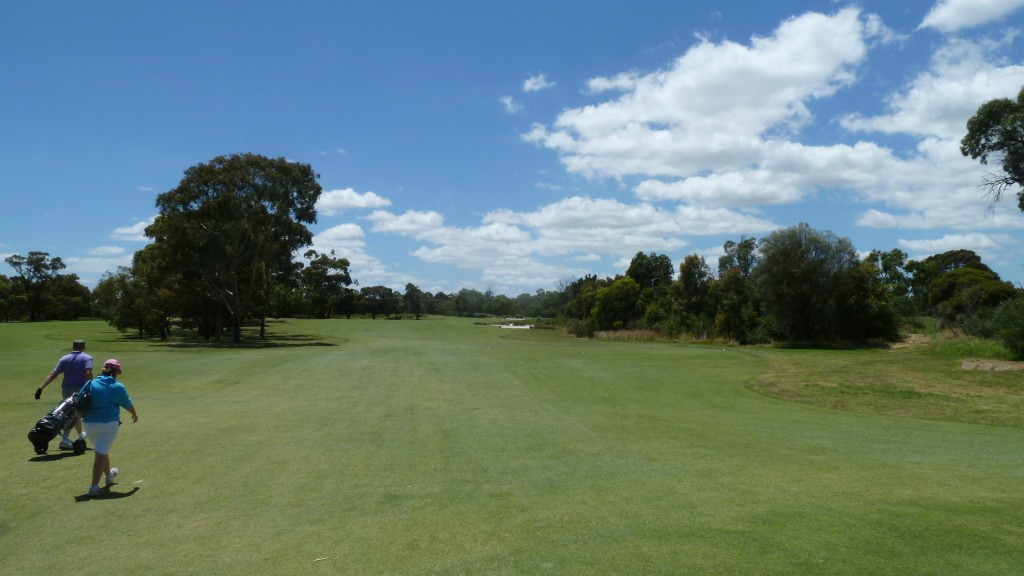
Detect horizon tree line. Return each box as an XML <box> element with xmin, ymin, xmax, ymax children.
<box><xmin>4</xmin><ymin>85</ymin><xmax>1024</xmax><ymax>353</ymax></box>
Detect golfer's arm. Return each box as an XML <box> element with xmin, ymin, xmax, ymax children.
<box><xmin>40</xmin><ymin>373</ymin><xmax>57</xmax><ymax>389</ymax></box>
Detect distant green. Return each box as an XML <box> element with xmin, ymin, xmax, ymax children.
<box><xmin>2</xmin><ymin>318</ymin><xmax>1021</xmax><ymax>575</ymax></box>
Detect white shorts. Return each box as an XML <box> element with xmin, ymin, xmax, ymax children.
<box><xmin>83</xmin><ymin>421</ymin><xmax>120</xmax><ymax>454</ymax></box>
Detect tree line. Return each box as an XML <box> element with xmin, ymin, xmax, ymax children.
<box><xmin>5</xmin><ymin>221</ymin><xmax>1021</xmax><ymax>355</ymax></box>
<box><xmin>4</xmin><ymin>88</ymin><xmax>1024</xmax><ymax>355</ymax></box>
<box><xmin>562</xmin><ymin>231</ymin><xmax>1021</xmax><ymax>349</ymax></box>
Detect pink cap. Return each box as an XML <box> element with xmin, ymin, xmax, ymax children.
<box><xmin>103</xmin><ymin>358</ymin><xmax>123</xmax><ymax>374</ymax></box>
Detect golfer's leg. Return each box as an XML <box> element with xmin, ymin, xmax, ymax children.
<box><xmin>91</xmin><ymin>453</ymin><xmax>107</xmax><ymax>487</ymax></box>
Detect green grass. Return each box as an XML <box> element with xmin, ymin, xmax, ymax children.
<box><xmin>2</xmin><ymin>318</ymin><xmax>1023</xmax><ymax>575</ymax></box>
<box><xmin>752</xmin><ymin>335</ymin><xmax>1024</xmax><ymax>428</ymax></box>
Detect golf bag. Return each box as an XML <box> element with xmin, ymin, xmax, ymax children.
<box><xmin>28</xmin><ymin>395</ymin><xmax>84</xmax><ymax>455</ymax></box>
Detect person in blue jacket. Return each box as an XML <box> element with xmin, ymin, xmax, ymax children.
<box><xmin>82</xmin><ymin>358</ymin><xmax>139</xmax><ymax>496</ymax></box>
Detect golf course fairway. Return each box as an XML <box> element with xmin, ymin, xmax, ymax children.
<box><xmin>2</xmin><ymin>318</ymin><xmax>1022</xmax><ymax>575</ymax></box>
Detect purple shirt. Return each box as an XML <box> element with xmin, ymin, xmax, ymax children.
<box><xmin>53</xmin><ymin>350</ymin><xmax>94</xmax><ymax>395</ymax></box>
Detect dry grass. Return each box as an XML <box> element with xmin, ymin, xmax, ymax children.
<box><xmin>592</xmin><ymin>329</ymin><xmax>661</xmax><ymax>341</ymax></box>
<box><xmin>750</xmin><ymin>334</ymin><xmax>1024</xmax><ymax>428</ymax></box>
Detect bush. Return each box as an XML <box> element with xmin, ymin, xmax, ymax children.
<box><xmin>994</xmin><ymin>297</ymin><xmax>1024</xmax><ymax>359</ymax></box>
<box><xmin>961</xmin><ymin>307</ymin><xmax>998</xmax><ymax>338</ymax></box>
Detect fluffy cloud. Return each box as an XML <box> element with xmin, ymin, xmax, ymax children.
<box><xmin>523</xmin><ymin>73</ymin><xmax>555</xmax><ymax>92</ymax></box>
<box><xmin>500</xmin><ymin>96</ymin><xmax>523</xmax><ymax>113</ymax></box>
<box><xmin>110</xmin><ymin>218</ymin><xmax>154</xmax><ymax>242</ymax></box>
<box><xmin>317</xmin><ymin>188</ymin><xmax>391</xmax><ymax>217</ymax></box>
<box><xmin>87</xmin><ymin>246</ymin><xmax>126</xmax><ymax>257</ymax></box>
<box><xmin>897</xmin><ymin>232</ymin><xmax>1024</xmax><ymax>273</ymax></box>
<box><xmin>840</xmin><ymin>36</ymin><xmax>1024</xmax><ymax>140</ymax></box>
<box><xmin>523</xmin><ymin>8</ymin><xmax>868</xmax><ymax>179</ymax></box>
<box><xmin>310</xmin><ymin>223</ymin><xmax>390</xmax><ymax>280</ymax></box>
<box><xmin>357</xmin><ymin>196</ymin><xmax>778</xmax><ymax>291</ymax></box>
<box><xmin>919</xmin><ymin>0</ymin><xmax>1024</xmax><ymax>32</ymax></box>
<box><xmin>336</xmin><ymin>7</ymin><xmax>1024</xmax><ymax>294</ymax></box>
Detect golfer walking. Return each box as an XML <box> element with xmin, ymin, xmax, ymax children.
<box><xmin>82</xmin><ymin>359</ymin><xmax>138</xmax><ymax>497</ymax></box>
<box><xmin>36</xmin><ymin>339</ymin><xmax>93</xmax><ymax>449</ymax></box>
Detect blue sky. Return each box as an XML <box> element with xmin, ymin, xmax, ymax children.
<box><xmin>3</xmin><ymin>0</ymin><xmax>1024</xmax><ymax>295</ymax></box>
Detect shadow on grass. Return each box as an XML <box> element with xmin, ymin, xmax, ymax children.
<box><xmin>151</xmin><ymin>333</ymin><xmax>338</xmax><ymax>349</ymax></box>
<box><xmin>28</xmin><ymin>448</ymin><xmax>92</xmax><ymax>462</ymax></box>
<box><xmin>75</xmin><ymin>486</ymin><xmax>140</xmax><ymax>502</ymax></box>
<box><xmin>89</xmin><ymin>318</ymin><xmax>342</xmax><ymax>349</ymax></box>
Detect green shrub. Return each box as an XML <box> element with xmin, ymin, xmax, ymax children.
<box><xmin>994</xmin><ymin>297</ymin><xmax>1024</xmax><ymax>359</ymax></box>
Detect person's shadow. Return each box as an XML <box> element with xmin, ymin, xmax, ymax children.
<box><xmin>74</xmin><ymin>485</ymin><xmax>140</xmax><ymax>502</ymax></box>
<box><xmin>29</xmin><ymin>449</ymin><xmax>91</xmax><ymax>462</ymax></box>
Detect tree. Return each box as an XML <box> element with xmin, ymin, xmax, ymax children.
<box><xmin>300</xmin><ymin>249</ymin><xmax>352</xmax><ymax>319</ymax></box>
<box><xmin>4</xmin><ymin>252</ymin><xmax>67</xmax><ymax>321</ymax></box>
<box><xmin>0</xmin><ymin>275</ymin><xmax>14</xmax><ymax>322</ymax></box>
<box><xmin>403</xmin><ymin>283</ymin><xmax>424</xmax><ymax>319</ymax></box>
<box><xmin>360</xmin><ymin>285</ymin><xmax>400</xmax><ymax>319</ymax></box>
<box><xmin>487</xmin><ymin>294</ymin><xmax>517</xmax><ymax>317</ymax></box>
<box><xmin>94</xmin><ymin>245</ymin><xmax>178</xmax><ymax>339</ymax></box>
<box><xmin>753</xmin><ymin>223</ymin><xmax>867</xmax><ymax>343</ymax></box>
<box><xmin>423</xmin><ymin>291</ymin><xmax>455</xmax><ymax>316</ymax></box>
<box><xmin>906</xmin><ymin>249</ymin><xmax>994</xmax><ymax>313</ymax></box>
<box><xmin>718</xmin><ymin>237</ymin><xmax>757</xmax><ymax>278</ymax></box>
<box><xmin>961</xmin><ymin>86</ymin><xmax>1024</xmax><ymax>210</ymax></box>
<box><xmin>675</xmin><ymin>254</ymin><xmax>714</xmax><ymax>337</ymax></box>
<box><xmin>834</xmin><ymin>260</ymin><xmax>900</xmax><ymax>342</ymax></box>
<box><xmin>863</xmin><ymin>248</ymin><xmax>916</xmax><ymax>320</ymax></box>
<box><xmin>335</xmin><ymin>287</ymin><xmax>360</xmax><ymax>319</ymax></box>
<box><xmin>561</xmin><ymin>275</ymin><xmax>608</xmax><ymax>337</ymax></box>
<box><xmin>626</xmin><ymin>251</ymin><xmax>674</xmax><ymax>289</ymax></box>
<box><xmin>928</xmin><ymin>267</ymin><xmax>1015</xmax><ymax>329</ymax></box>
<box><xmin>48</xmin><ymin>273</ymin><xmax>91</xmax><ymax>321</ymax></box>
<box><xmin>454</xmin><ymin>288</ymin><xmax>487</xmax><ymax>316</ymax></box>
<box><xmin>715</xmin><ymin>237</ymin><xmax>763</xmax><ymax>343</ymax></box>
<box><xmin>145</xmin><ymin>153</ymin><xmax>322</xmax><ymax>342</ymax></box>
<box><xmin>992</xmin><ymin>297</ymin><xmax>1024</xmax><ymax>359</ymax></box>
<box><xmin>592</xmin><ymin>277</ymin><xmax>641</xmax><ymax>331</ymax></box>
<box><xmin>864</xmin><ymin>249</ymin><xmax>911</xmax><ymax>298</ymax></box>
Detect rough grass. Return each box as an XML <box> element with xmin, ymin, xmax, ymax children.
<box><xmin>592</xmin><ymin>329</ymin><xmax>661</xmax><ymax>341</ymax></box>
<box><xmin>2</xmin><ymin>319</ymin><xmax>1023</xmax><ymax>575</ymax></box>
<box><xmin>751</xmin><ymin>333</ymin><xmax>1024</xmax><ymax>429</ymax></box>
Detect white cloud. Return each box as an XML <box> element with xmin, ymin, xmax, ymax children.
<box><xmin>366</xmin><ymin>210</ymin><xmax>446</xmax><ymax>236</ymax></box>
<box><xmin>840</xmin><ymin>36</ymin><xmax>1024</xmax><ymax>140</ymax></box>
<box><xmin>863</xmin><ymin>13</ymin><xmax>907</xmax><ymax>46</ymax></box>
<box><xmin>110</xmin><ymin>217</ymin><xmax>154</xmax><ymax>242</ymax></box>
<box><xmin>499</xmin><ymin>95</ymin><xmax>523</xmax><ymax>114</ymax></box>
<box><xmin>64</xmin><ymin>254</ymin><xmax>134</xmax><ymax>283</ymax></box>
<box><xmin>317</xmin><ymin>188</ymin><xmax>391</xmax><ymax>217</ymax></box>
<box><xmin>585</xmin><ymin>71</ymin><xmax>641</xmax><ymax>94</ymax></box>
<box><xmin>359</xmin><ymin>196</ymin><xmax>779</xmax><ymax>291</ymax></box>
<box><xmin>325</xmin><ymin>9</ymin><xmax>1024</xmax><ymax>293</ymax></box>
<box><xmin>523</xmin><ymin>8</ymin><xmax>869</xmax><ymax>179</ymax></box>
<box><xmin>87</xmin><ymin>246</ymin><xmax>126</xmax><ymax>257</ymax></box>
<box><xmin>523</xmin><ymin>73</ymin><xmax>555</xmax><ymax>92</ymax></box>
<box><xmin>310</xmin><ymin>223</ymin><xmax>390</xmax><ymax>280</ymax></box>
<box><xmin>896</xmin><ymin>232</ymin><xmax>1024</xmax><ymax>273</ymax></box>
<box><xmin>919</xmin><ymin>0</ymin><xmax>1024</xmax><ymax>32</ymax></box>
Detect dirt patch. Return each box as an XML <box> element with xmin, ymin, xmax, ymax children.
<box><xmin>891</xmin><ymin>333</ymin><xmax>930</xmax><ymax>349</ymax></box>
<box><xmin>961</xmin><ymin>359</ymin><xmax>1024</xmax><ymax>372</ymax></box>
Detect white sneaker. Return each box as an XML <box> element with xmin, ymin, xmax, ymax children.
<box><xmin>88</xmin><ymin>485</ymin><xmax>104</xmax><ymax>497</ymax></box>
<box><xmin>105</xmin><ymin>467</ymin><xmax>118</xmax><ymax>486</ymax></box>
<box><xmin>59</xmin><ymin>438</ymin><xmax>74</xmax><ymax>450</ymax></box>
<box><xmin>78</xmin><ymin>431</ymin><xmax>88</xmax><ymax>441</ymax></box>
